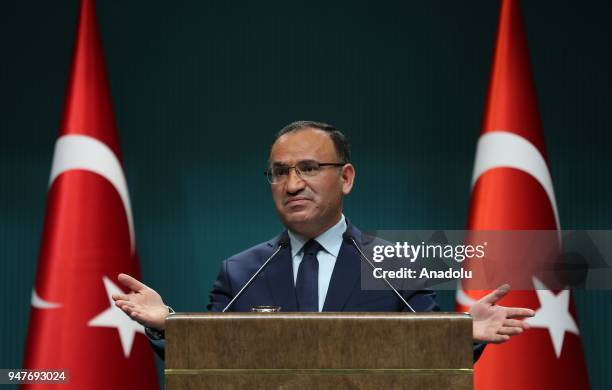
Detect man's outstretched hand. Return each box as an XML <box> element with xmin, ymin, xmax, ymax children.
<box><xmin>470</xmin><ymin>284</ymin><xmax>535</xmax><ymax>344</ymax></box>
<box><xmin>112</xmin><ymin>273</ymin><xmax>170</xmax><ymax>331</ymax></box>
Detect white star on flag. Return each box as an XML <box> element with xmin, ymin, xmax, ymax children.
<box><xmin>525</xmin><ymin>277</ymin><xmax>580</xmax><ymax>358</ymax></box>
<box><xmin>88</xmin><ymin>276</ymin><xmax>145</xmax><ymax>358</ymax></box>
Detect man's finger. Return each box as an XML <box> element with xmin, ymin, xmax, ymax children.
<box><xmin>479</xmin><ymin>284</ymin><xmax>511</xmax><ymax>305</ymax></box>
<box><xmin>130</xmin><ymin>311</ymin><xmax>143</xmax><ymax>322</ymax></box>
<box><xmin>117</xmin><ymin>273</ymin><xmax>147</xmax><ymax>292</ymax></box>
<box><xmin>130</xmin><ymin>311</ymin><xmax>151</xmax><ymax>327</ymax></box>
<box><xmin>503</xmin><ymin>319</ymin><xmax>530</xmax><ymax>329</ymax></box>
<box><xmin>119</xmin><ymin>304</ymin><xmax>133</xmax><ymax>315</ymax></box>
<box><xmin>112</xmin><ymin>293</ymin><xmax>130</xmax><ymax>302</ymax></box>
<box><xmin>497</xmin><ymin>326</ymin><xmax>523</xmax><ymax>336</ymax></box>
<box><xmin>115</xmin><ymin>302</ymin><xmax>129</xmax><ymax>314</ymax></box>
<box><xmin>507</xmin><ymin>307</ymin><xmax>535</xmax><ymax>319</ymax></box>
<box><xmin>115</xmin><ymin>300</ymin><xmax>136</xmax><ymax>309</ymax></box>
<box><xmin>490</xmin><ymin>334</ymin><xmax>511</xmax><ymax>344</ymax></box>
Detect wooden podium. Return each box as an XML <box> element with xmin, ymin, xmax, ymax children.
<box><xmin>165</xmin><ymin>312</ymin><xmax>473</xmax><ymax>389</ymax></box>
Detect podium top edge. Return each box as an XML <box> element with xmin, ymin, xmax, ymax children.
<box><xmin>166</xmin><ymin>312</ymin><xmax>471</xmax><ymax>321</ymax></box>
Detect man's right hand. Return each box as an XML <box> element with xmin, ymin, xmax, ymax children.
<box><xmin>112</xmin><ymin>273</ymin><xmax>170</xmax><ymax>331</ymax></box>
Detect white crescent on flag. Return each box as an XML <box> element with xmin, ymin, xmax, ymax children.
<box><xmin>31</xmin><ymin>288</ymin><xmax>62</xmax><ymax>309</ymax></box>
<box><xmin>32</xmin><ymin>134</ymin><xmax>135</xmax><ymax>310</ymax></box>
<box><xmin>49</xmin><ymin>134</ymin><xmax>135</xmax><ymax>252</ymax></box>
<box><xmin>471</xmin><ymin>131</ymin><xmax>560</xmax><ymax>229</ymax></box>
<box><xmin>457</xmin><ymin>130</ymin><xmax>561</xmax><ymax>307</ymax></box>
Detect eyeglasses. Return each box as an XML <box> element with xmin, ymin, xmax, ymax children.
<box><xmin>264</xmin><ymin>160</ymin><xmax>345</xmax><ymax>184</ymax></box>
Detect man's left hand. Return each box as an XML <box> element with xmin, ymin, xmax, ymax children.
<box><xmin>470</xmin><ymin>284</ymin><xmax>535</xmax><ymax>344</ymax></box>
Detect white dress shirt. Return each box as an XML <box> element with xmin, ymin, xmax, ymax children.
<box><xmin>287</xmin><ymin>214</ymin><xmax>347</xmax><ymax>312</ymax></box>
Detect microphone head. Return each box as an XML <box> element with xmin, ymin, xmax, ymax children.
<box><xmin>342</xmin><ymin>232</ymin><xmax>356</xmax><ymax>243</ymax></box>
<box><xmin>277</xmin><ymin>233</ymin><xmax>290</xmax><ymax>248</ymax></box>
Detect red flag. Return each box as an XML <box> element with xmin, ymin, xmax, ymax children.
<box><xmin>22</xmin><ymin>0</ymin><xmax>158</xmax><ymax>388</ymax></box>
<box><xmin>456</xmin><ymin>0</ymin><xmax>589</xmax><ymax>388</ymax></box>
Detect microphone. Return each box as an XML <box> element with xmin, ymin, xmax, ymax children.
<box><xmin>343</xmin><ymin>232</ymin><xmax>415</xmax><ymax>312</ymax></box>
<box><xmin>222</xmin><ymin>235</ymin><xmax>290</xmax><ymax>312</ymax></box>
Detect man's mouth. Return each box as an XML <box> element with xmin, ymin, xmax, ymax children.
<box><xmin>285</xmin><ymin>197</ymin><xmax>311</xmax><ymax>206</ymax></box>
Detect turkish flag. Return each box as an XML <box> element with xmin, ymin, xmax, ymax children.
<box><xmin>456</xmin><ymin>0</ymin><xmax>590</xmax><ymax>388</ymax></box>
<box><xmin>22</xmin><ymin>0</ymin><xmax>158</xmax><ymax>388</ymax></box>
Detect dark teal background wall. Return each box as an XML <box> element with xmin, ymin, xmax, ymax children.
<box><xmin>1</xmin><ymin>0</ymin><xmax>610</xmax><ymax>388</ymax></box>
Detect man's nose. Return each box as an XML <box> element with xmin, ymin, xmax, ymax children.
<box><xmin>285</xmin><ymin>168</ymin><xmax>306</xmax><ymax>193</ymax></box>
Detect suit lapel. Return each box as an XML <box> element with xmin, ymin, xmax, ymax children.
<box><xmin>263</xmin><ymin>233</ymin><xmax>298</xmax><ymax>311</ymax></box>
<box><xmin>322</xmin><ymin>222</ymin><xmax>363</xmax><ymax>311</ymax></box>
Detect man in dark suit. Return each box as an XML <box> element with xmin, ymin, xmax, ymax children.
<box><xmin>113</xmin><ymin>120</ymin><xmax>533</xmax><ymax>357</ymax></box>
<box><xmin>206</xmin><ymin>220</ymin><xmax>438</xmax><ymax>313</ymax></box>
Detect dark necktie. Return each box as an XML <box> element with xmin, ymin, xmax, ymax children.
<box><xmin>295</xmin><ymin>240</ymin><xmax>321</xmax><ymax>312</ymax></box>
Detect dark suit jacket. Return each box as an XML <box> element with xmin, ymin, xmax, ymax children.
<box><xmin>152</xmin><ymin>221</ymin><xmax>484</xmax><ymax>360</ymax></box>
<box><xmin>208</xmin><ymin>221</ymin><xmax>438</xmax><ymax>313</ymax></box>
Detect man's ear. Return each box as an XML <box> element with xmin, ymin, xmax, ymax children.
<box><xmin>340</xmin><ymin>164</ymin><xmax>355</xmax><ymax>195</ymax></box>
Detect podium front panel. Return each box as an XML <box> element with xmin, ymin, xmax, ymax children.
<box><xmin>165</xmin><ymin>312</ymin><xmax>473</xmax><ymax>389</ymax></box>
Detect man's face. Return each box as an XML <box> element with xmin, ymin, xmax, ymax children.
<box><xmin>269</xmin><ymin>128</ymin><xmax>355</xmax><ymax>238</ymax></box>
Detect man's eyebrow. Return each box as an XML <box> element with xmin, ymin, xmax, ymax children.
<box><xmin>271</xmin><ymin>159</ymin><xmax>317</xmax><ymax>167</ymax></box>
<box><xmin>271</xmin><ymin>161</ymin><xmax>288</xmax><ymax>167</ymax></box>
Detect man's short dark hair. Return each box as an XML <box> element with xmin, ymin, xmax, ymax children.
<box><xmin>274</xmin><ymin>120</ymin><xmax>351</xmax><ymax>163</ymax></box>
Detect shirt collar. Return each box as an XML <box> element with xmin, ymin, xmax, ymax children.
<box><xmin>288</xmin><ymin>214</ymin><xmax>347</xmax><ymax>258</ymax></box>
